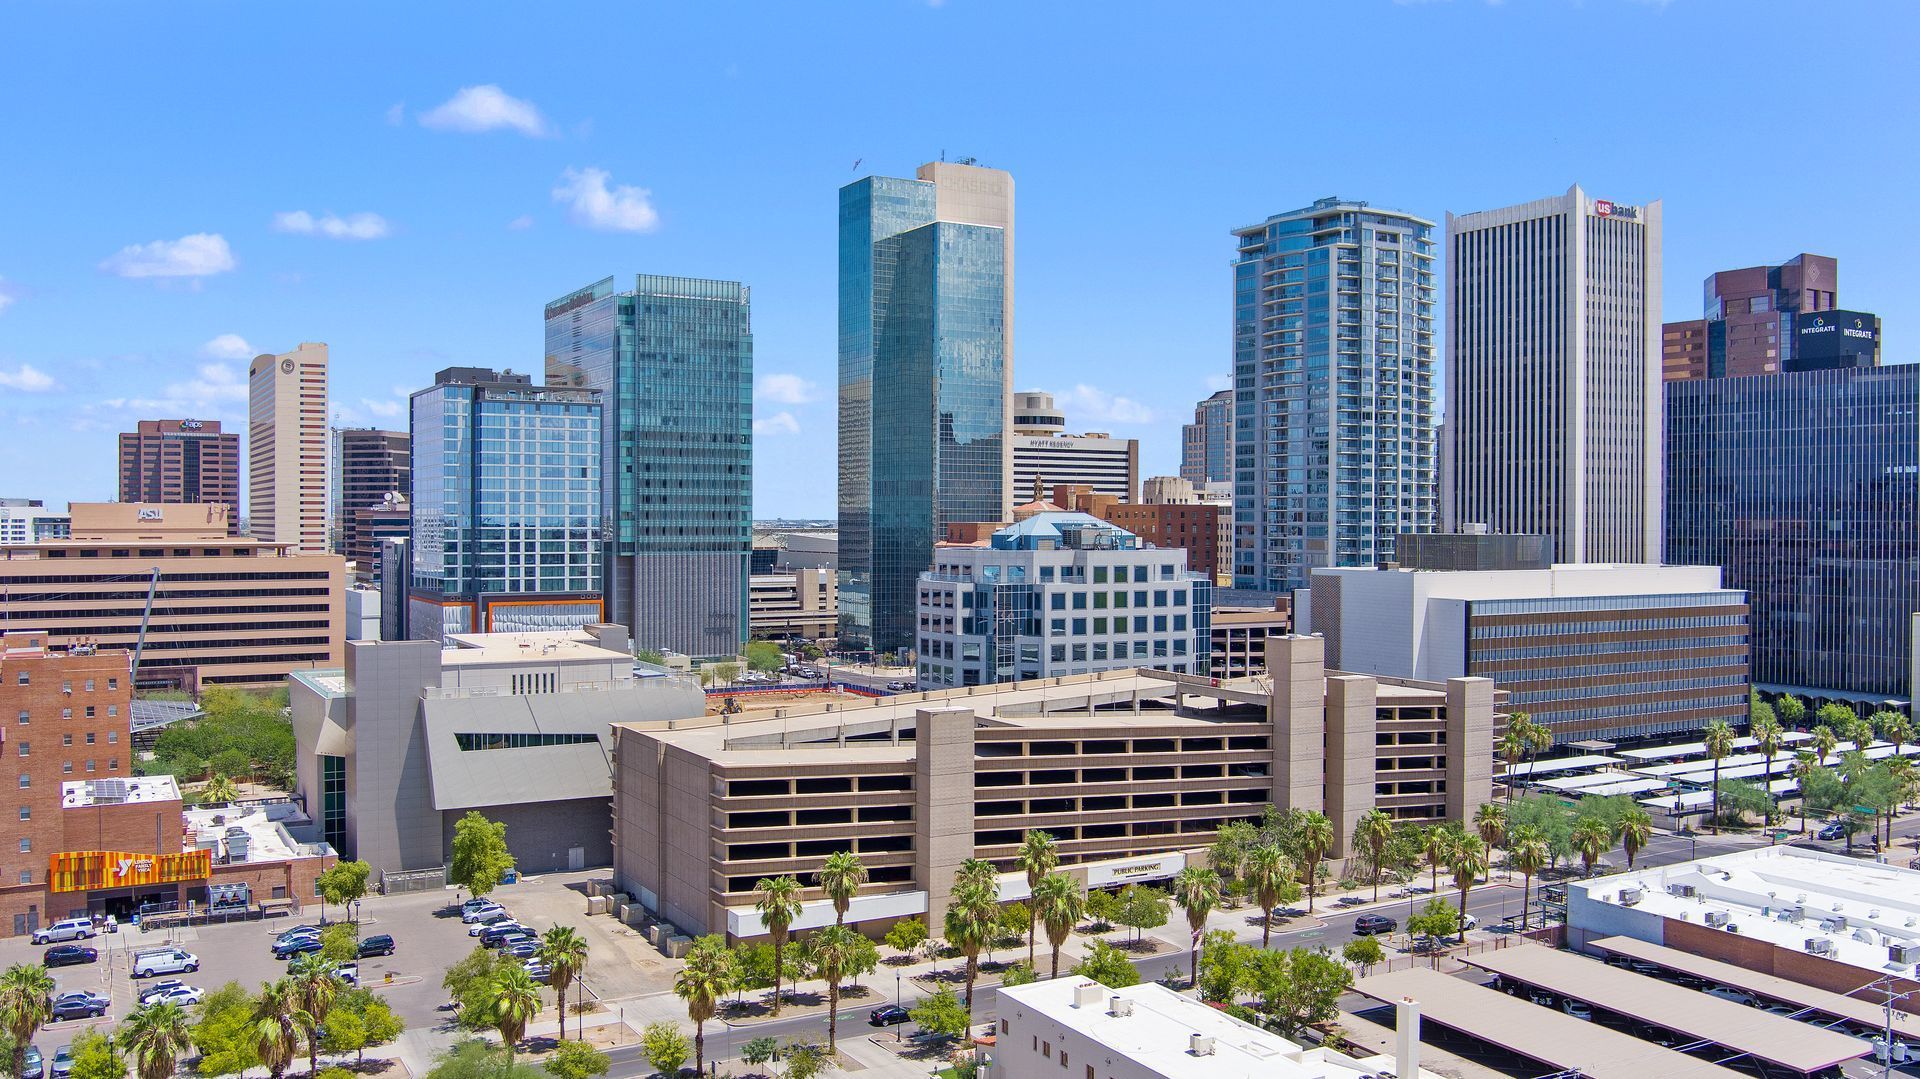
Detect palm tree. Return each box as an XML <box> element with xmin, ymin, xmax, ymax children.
<box><xmin>1171</xmin><ymin>867</ymin><xmax>1222</xmax><ymax>989</ymax></box>
<box><xmin>121</xmin><ymin>1000</ymin><xmax>193</xmax><ymax>1079</ymax></box>
<box><xmin>943</xmin><ymin>882</ymin><xmax>996</xmax><ymax>1014</ymax></box>
<box><xmin>1792</xmin><ymin>750</ymin><xmax>1818</xmax><ymax>833</ymax></box>
<box><xmin>0</xmin><ymin>963</ymin><xmax>56</xmax><ymax>1079</ymax></box>
<box><xmin>1015</xmin><ymin>830</ymin><xmax>1059</xmax><ymax>967</ymax></box>
<box><xmin>1474</xmin><ymin>802</ymin><xmax>1507</xmax><ymax>879</ymax></box>
<box><xmin>675</xmin><ymin>938</ymin><xmax>733</xmax><ymax>1077</ymax></box>
<box><xmin>808</xmin><ymin>924</ymin><xmax>862</xmax><ymax>1052</ymax></box>
<box><xmin>1618</xmin><ymin>807</ymin><xmax>1653</xmax><ymax>870</ymax></box>
<box><xmin>1245</xmin><ymin>844</ymin><xmax>1293</xmax><ymax>947</ymax></box>
<box><xmin>1753</xmin><ymin>709</ymin><xmax>1784</xmax><ymax>813</ymax></box>
<box><xmin>486</xmin><ymin>964</ymin><xmax>544</xmax><ymax>1064</ymax></box>
<box><xmin>1813</xmin><ymin>725</ymin><xmax>1838</xmax><ymax>768</ymax></box>
<box><xmin>287</xmin><ymin>954</ymin><xmax>341</xmax><ymax>1078</ymax></box>
<box><xmin>1423</xmin><ymin>825</ymin><xmax>1458</xmax><ymax>898</ymax></box>
<box><xmin>753</xmin><ymin>875</ymin><xmax>803</xmax><ymax>1016</ymax></box>
<box><xmin>1704</xmin><ymin>719</ymin><xmax>1737</xmax><ymax>835</ymax></box>
<box><xmin>817</xmin><ymin>850</ymin><xmax>869</xmax><ymax>929</ymax></box>
<box><xmin>251</xmin><ymin>979</ymin><xmax>306</xmax><ymax>1079</ymax></box>
<box><xmin>1498</xmin><ymin>726</ymin><xmax>1530</xmax><ymax>802</ymax></box>
<box><xmin>539</xmin><ymin>926</ymin><xmax>589</xmax><ymax>1041</ymax></box>
<box><xmin>1514</xmin><ymin>712</ymin><xmax>1552</xmax><ymax>789</ymax></box>
<box><xmin>1032</xmin><ymin>873</ymin><xmax>1085</xmax><ymax>979</ymax></box>
<box><xmin>1297</xmin><ymin>812</ymin><xmax>1334</xmax><ymax>913</ymax></box>
<box><xmin>1570</xmin><ymin>818</ymin><xmax>1612</xmax><ymax>878</ymax></box>
<box><xmin>1353</xmin><ymin>809</ymin><xmax>1394</xmax><ymax>902</ymax></box>
<box><xmin>1447</xmin><ymin>833</ymin><xmax>1488</xmax><ymax>943</ymax></box>
<box><xmin>1509</xmin><ymin>826</ymin><xmax>1548</xmax><ymax>930</ymax></box>
<box><xmin>955</xmin><ymin>857</ymin><xmax>999</xmax><ymax>894</ymax></box>
<box><xmin>201</xmin><ymin>773</ymin><xmax>241</xmax><ymax>805</ymax></box>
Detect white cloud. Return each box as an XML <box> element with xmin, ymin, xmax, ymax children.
<box><xmin>0</xmin><ymin>363</ymin><xmax>55</xmax><ymax>392</ymax></box>
<box><xmin>552</xmin><ymin>167</ymin><xmax>659</xmax><ymax>232</ymax></box>
<box><xmin>507</xmin><ymin>215</ymin><xmax>534</xmax><ymax>231</ymax></box>
<box><xmin>420</xmin><ymin>85</ymin><xmax>548</xmax><ymax>136</ymax></box>
<box><xmin>201</xmin><ymin>334</ymin><xmax>254</xmax><ymax>360</ymax></box>
<box><xmin>99</xmin><ymin>233</ymin><xmax>235</xmax><ymax>278</ymax></box>
<box><xmin>361</xmin><ymin>398</ymin><xmax>404</xmax><ymax>419</ymax></box>
<box><xmin>273</xmin><ymin>210</ymin><xmax>391</xmax><ymax>240</ymax></box>
<box><xmin>169</xmin><ymin>363</ymin><xmax>249</xmax><ymax>403</ymax></box>
<box><xmin>754</xmin><ymin>411</ymin><xmax>800</xmax><ymax>436</ymax></box>
<box><xmin>1204</xmin><ymin>373</ymin><xmax>1231</xmax><ymax>393</ymax></box>
<box><xmin>0</xmin><ymin>276</ymin><xmax>17</xmax><ymax>314</ymax></box>
<box><xmin>1054</xmin><ymin>383</ymin><xmax>1156</xmax><ymax>425</ymax></box>
<box><xmin>385</xmin><ymin>102</ymin><xmax>405</xmax><ymax>126</ymax></box>
<box><xmin>755</xmin><ymin>373</ymin><xmax>818</xmax><ymax>406</ymax></box>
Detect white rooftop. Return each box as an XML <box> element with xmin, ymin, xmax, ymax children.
<box><xmin>996</xmin><ymin>979</ymin><xmax>1440</xmax><ymax>1079</ymax></box>
<box><xmin>441</xmin><ymin>629</ymin><xmax>626</xmax><ymax>665</ymax></box>
<box><xmin>182</xmin><ymin>802</ymin><xmax>331</xmax><ymax>863</ymax></box>
<box><xmin>63</xmin><ymin>776</ymin><xmax>180</xmax><ymax>807</ymax></box>
<box><xmin>1573</xmin><ymin>846</ymin><xmax>1920</xmax><ymax>981</ymax></box>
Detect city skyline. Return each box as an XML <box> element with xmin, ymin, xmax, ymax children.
<box><xmin>2</xmin><ymin>2</ymin><xmax>1917</xmax><ymax>520</ymax></box>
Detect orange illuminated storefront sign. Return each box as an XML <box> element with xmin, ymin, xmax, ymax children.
<box><xmin>47</xmin><ymin>850</ymin><xmax>211</xmax><ymax>893</ymax></box>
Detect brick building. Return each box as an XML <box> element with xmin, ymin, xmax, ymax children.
<box><xmin>1053</xmin><ymin>484</ymin><xmax>1223</xmax><ymax>582</ymax></box>
<box><xmin>117</xmin><ymin>419</ymin><xmax>242</xmax><ymax>534</ymax></box>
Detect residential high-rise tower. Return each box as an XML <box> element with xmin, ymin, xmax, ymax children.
<box><xmin>1445</xmin><ymin>185</ymin><xmax>1662</xmax><ymax>563</ymax></box>
<box><xmin>248</xmin><ymin>342</ymin><xmax>329</xmax><ymax>552</ymax></box>
<box><xmin>1232</xmin><ymin>198</ymin><xmax>1438</xmax><ymax>592</ymax></box>
<box><xmin>838</xmin><ymin>161</ymin><xmax>1013</xmax><ymax>654</ymax></box>
<box><xmin>544</xmin><ymin>275</ymin><xmax>753</xmax><ymax>659</ymax></box>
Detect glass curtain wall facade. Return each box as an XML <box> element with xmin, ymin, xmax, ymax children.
<box><xmin>1181</xmin><ymin>389</ymin><xmax>1233</xmax><ymax>486</ymax></box>
<box><xmin>1666</xmin><ymin>365</ymin><xmax>1920</xmax><ymax>700</ymax></box>
<box><xmin>1232</xmin><ymin>198</ymin><xmax>1437</xmax><ymax>592</ymax></box>
<box><xmin>408</xmin><ymin>369</ymin><xmax>602</xmax><ymax>639</ymax></box>
<box><xmin>840</xmin><ymin>170</ymin><xmax>1008</xmax><ymax>654</ymax></box>
<box><xmin>544</xmin><ymin>275</ymin><xmax>753</xmax><ymax>659</ymax></box>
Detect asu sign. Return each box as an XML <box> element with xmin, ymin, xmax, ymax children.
<box><xmin>48</xmin><ymin>850</ymin><xmax>212</xmax><ymax>893</ymax></box>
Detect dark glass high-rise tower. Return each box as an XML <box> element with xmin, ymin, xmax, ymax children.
<box><xmin>838</xmin><ymin>163</ymin><xmax>1012</xmax><ymax>656</ymax></box>
<box><xmin>544</xmin><ymin>275</ymin><xmax>753</xmax><ymax>659</ymax></box>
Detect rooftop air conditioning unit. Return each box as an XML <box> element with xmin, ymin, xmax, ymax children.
<box><xmin>1619</xmin><ymin>886</ymin><xmax>1644</xmax><ymax>906</ymax></box>
<box><xmin>1805</xmin><ymin>938</ymin><xmax>1834</xmax><ymax>956</ymax></box>
<box><xmin>1670</xmin><ymin>883</ymin><xmax>1697</xmax><ymax>898</ymax></box>
<box><xmin>1190</xmin><ymin>1035</ymin><xmax>1216</xmax><ymax>1057</ymax></box>
<box><xmin>1726</xmin><ymin>923</ymin><xmax>1740</xmax><ymax>934</ymax></box>
<box><xmin>1109</xmin><ymin>997</ymin><xmax>1134</xmax><ymax>1017</ymax></box>
<box><xmin>1890</xmin><ymin>944</ymin><xmax>1919</xmax><ymax>965</ymax></box>
<box><xmin>1705</xmin><ymin>911</ymin><xmax>1731</xmax><ymax>928</ymax></box>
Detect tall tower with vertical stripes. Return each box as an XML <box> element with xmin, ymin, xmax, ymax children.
<box><xmin>1445</xmin><ymin>185</ymin><xmax>1662</xmax><ymax>564</ymax></box>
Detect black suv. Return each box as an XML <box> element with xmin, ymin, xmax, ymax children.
<box><xmin>358</xmin><ymin>934</ymin><xmax>395</xmax><ymax>958</ymax></box>
<box><xmin>1353</xmin><ymin>914</ymin><xmax>1397</xmax><ymax>935</ymax></box>
<box><xmin>42</xmin><ymin>944</ymin><xmax>98</xmax><ymax>968</ymax></box>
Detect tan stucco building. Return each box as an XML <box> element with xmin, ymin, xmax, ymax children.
<box><xmin>249</xmin><ymin>342</ymin><xmax>329</xmax><ymax>553</ymax></box>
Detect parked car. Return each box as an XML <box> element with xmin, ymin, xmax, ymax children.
<box><xmin>886</xmin><ymin>681</ymin><xmax>914</xmax><ymax>691</ymax></box>
<box><xmin>42</xmin><ymin>945</ymin><xmax>97</xmax><ymax>968</ymax></box>
<box><xmin>870</xmin><ymin>1005</ymin><xmax>911</xmax><ymax>1026</ymax></box>
<box><xmin>49</xmin><ymin>992</ymin><xmax>109</xmax><ymax>1021</ymax></box>
<box><xmin>461</xmin><ymin>903</ymin><xmax>507</xmax><ymax>925</ymax></box>
<box><xmin>335</xmin><ymin>963</ymin><xmax>360</xmax><ymax>987</ymax></box>
<box><xmin>1603</xmin><ymin>954</ymin><xmax>1635</xmax><ymax>969</ymax></box>
<box><xmin>273</xmin><ymin>935</ymin><xmax>323</xmax><ymax>959</ymax></box>
<box><xmin>1542</xmin><ymin>885</ymin><xmax>1568</xmax><ymax>904</ymax></box>
<box><xmin>479</xmin><ymin>923</ymin><xmax>533</xmax><ymax>947</ymax></box>
<box><xmin>522</xmin><ymin>961</ymin><xmax>552</xmax><ymax>984</ymax></box>
<box><xmin>277</xmin><ymin>924</ymin><xmax>321</xmax><ymax>941</ymax></box>
<box><xmin>1353</xmin><ymin>914</ymin><xmax>1397</xmax><ymax>935</ymax></box>
<box><xmin>358</xmin><ymin>934</ymin><xmax>395</xmax><ymax>958</ymax></box>
<box><xmin>137</xmin><ymin>980</ymin><xmax>193</xmax><ymax>1004</ymax></box>
<box><xmin>503</xmin><ymin>940</ymin><xmax>541</xmax><ymax>960</ymax></box>
<box><xmin>50</xmin><ymin>1046</ymin><xmax>73</xmax><ymax>1079</ymax></box>
<box><xmin>144</xmin><ymin>985</ymin><xmax>206</xmax><ymax>1007</ymax></box>
<box><xmin>1459</xmin><ymin>913</ymin><xmax>1479</xmax><ymax>932</ymax></box>
<box><xmin>31</xmin><ymin>919</ymin><xmax>96</xmax><ymax>945</ymax></box>
<box><xmin>1816</xmin><ymin>820</ymin><xmax>1847</xmax><ymax>841</ymax></box>
<box><xmin>21</xmin><ymin>1046</ymin><xmax>43</xmax><ymax>1079</ymax></box>
<box><xmin>1562</xmin><ymin>1000</ymin><xmax>1594</xmax><ymax>1021</ymax></box>
<box><xmin>1705</xmin><ymin>985</ymin><xmax>1760</xmax><ymax>1007</ymax></box>
<box><xmin>1528</xmin><ymin>988</ymin><xmax>1556</xmax><ymax>1008</ymax></box>
<box><xmin>131</xmin><ymin>948</ymin><xmax>199</xmax><ymax>978</ymax></box>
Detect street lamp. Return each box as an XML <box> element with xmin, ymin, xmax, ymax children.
<box><xmin>896</xmin><ymin>972</ymin><xmax>904</xmax><ymax>1043</ymax></box>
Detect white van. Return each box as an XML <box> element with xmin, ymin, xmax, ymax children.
<box><xmin>31</xmin><ymin>919</ymin><xmax>95</xmax><ymax>945</ymax></box>
<box><xmin>132</xmin><ymin>948</ymin><xmax>199</xmax><ymax>978</ymax></box>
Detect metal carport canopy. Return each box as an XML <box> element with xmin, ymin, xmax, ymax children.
<box><xmin>1589</xmin><ymin>935</ymin><xmax>1920</xmax><ymax>1042</ymax></box>
<box><xmin>1351</xmin><ymin>967</ymin><xmax>1743</xmax><ymax>1079</ymax></box>
<box><xmin>1462</xmin><ymin>944</ymin><xmax>1869</xmax><ymax>1074</ymax></box>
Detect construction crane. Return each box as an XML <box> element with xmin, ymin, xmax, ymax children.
<box><xmin>130</xmin><ymin>567</ymin><xmax>160</xmax><ymax>683</ymax></box>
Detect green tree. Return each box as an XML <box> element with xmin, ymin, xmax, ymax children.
<box><xmin>909</xmin><ymin>986</ymin><xmax>970</xmax><ymax>1041</ymax></box>
<box><xmin>67</xmin><ymin>1031</ymin><xmax>130</xmax><ymax>1079</ymax></box>
<box><xmin>999</xmin><ymin>961</ymin><xmax>1038</xmax><ymax>986</ymax></box>
<box><xmin>808</xmin><ymin>924</ymin><xmax>861</xmax><ymax>1052</ymax></box>
<box><xmin>0</xmin><ymin>963</ymin><xmax>56</xmax><ymax>1079</ymax></box>
<box><xmin>425</xmin><ymin>1041</ymin><xmax>543</xmax><ymax>1079</ymax></box>
<box><xmin>189</xmin><ymin>981</ymin><xmax>262</xmax><ymax>1077</ymax></box>
<box><xmin>1752</xmin><ymin>706</ymin><xmax>1784</xmax><ymax>807</ymax></box>
<box><xmin>1113</xmin><ymin>885</ymin><xmax>1169</xmax><ymax>943</ymax></box>
<box><xmin>445</xmin><ymin>947</ymin><xmax>511</xmax><ymax>1029</ymax></box>
<box><xmin>538</xmin><ymin>926</ymin><xmax>589</xmax><ymax>1042</ymax></box>
<box><xmin>288</xmin><ymin>955</ymin><xmax>343</xmax><ymax>1078</ymax></box>
<box><xmin>543</xmin><ymin>1040</ymin><xmax>610</xmax><ymax>1079</ymax></box>
<box><xmin>1716</xmin><ymin>778</ymin><xmax>1775</xmax><ymax>827</ymax></box>
<box><xmin>640</xmin><ymin>1023</ymin><xmax>689</xmax><ymax>1078</ymax></box>
<box><xmin>1570</xmin><ymin>818</ymin><xmax>1613</xmax><ymax>878</ymax></box>
<box><xmin>1032</xmin><ymin>873</ymin><xmax>1085</xmax><ymax>979</ymax></box>
<box><xmin>1509</xmin><ymin>712</ymin><xmax>1552</xmax><ymax>789</ymax></box>
<box><xmin>817</xmin><ymin>850</ymin><xmax>868</xmax><ymax>928</ymax></box>
<box><xmin>711</xmin><ymin>662</ymin><xmax>740</xmax><ymax>687</ymax></box>
<box><xmin>1506</xmin><ymin>795</ymin><xmax>1574</xmax><ymax>866</ymax></box>
<box><xmin>1014</xmin><ymin>830</ymin><xmax>1058</xmax><ymax>967</ymax></box>
<box><xmin>1474</xmin><ymin>802</ymin><xmax>1507</xmax><ymax>875</ymax></box>
<box><xmin>320</xmin><ymin>1008</ymin><xmax>369</xmax><ymax>1063</ymax></box>
<box><xmin>739</xmin><ymin>1038</ymin><xmax>778</xmax><ymax>1072</ymax></box>
<box><xmin>884</xmin><ymin>918</ymin><xmax>928</xmax><ymax>955</ymax></box>
<box><xmin>250</xmin><ymin>979</ymin><xmax>306</xmax><ymax>1079</ymax></box>
<box><xmin>1171</xmin><ymin>867</ymin><xmax>1222</xmax><ymax>989</ymax></box>
<box><xmin>1083</xmin><ymin>887</ymin><xmax>1121</xmax><ymax>930</ymax></box>
<box><xmin>319</xmin><ymin>923</ymin><xmax>359</xmax><ymax>964</ymax></box>
<box><xmin>1196</xmin><ymin>931</ymin><xmax>1251</xmax><ymax>1003</ymax></box>
<box><xmin>200</xmin><ymin>773</ymin><xmax>242</xmax><ymax>806</ymax></box>
<box><xmin>1773</xmin><ymin>691</ymin><xmax>1805</xmax><ymax>727</ymax></box>
<box><xmin>121</xmin><ymin>1000</ymin><xmax>194</xmax><ymax>1079</ymax></box>
<box><xmin>1498</xmin><ymin>725</ymin><xmax>1530</xmax><ymax>804</ymax></box>
<box><xmin>1618</xmin><ymin>807</ymin><xmax>1653</xmax><ymax>870</ymax></box>
<box><xmin>1407</xmin><ymin>899</ymin><xmax>1459</xmax><ymax>955</ymax></box>
<box><xmin>1703</xmin><ymin>719</ymin><xmax>1738</xmax><ymax>835</ymax></box>
<box><xmin>1071</xmin><ymin>941</ymin><xmax>1139</xmax><ymax>989</ymax></box>
<box><xmin>1352</xmin><ymin>810</ymin><xmax>1394</xmax><ymax>902</ymax></box>
<box><xmin>1814</xmin><ymin>701</ymin><xmax>1859</xmax><ymax>733</ymax></box>
<box><xmin>449</xmin><ymin>812</ymin><xmax>516</xmax><ymax>899</ymax></box>
<box><xmin>1446</xmin><ymin>833</ymin><xmax>1488</xmax><ymax>942</ymax></box>
<box><xmin>1296</xmin><ymin>811</ymin><xmax>1334</xmax><ymax>913</ymax></box>
<box><xmin>744</xmin><ymin>641</ymin><xmax>784</xmax><ymax>674</ymax></box>
<box><xmin>781</xmin><ymin>1042</ymin><xmax>824</xmax><ymax>1079</ymax></box>
<box><xmin>323</xmin><ymin>988</ymin><xmax>403</xmax><ymax>1065</ymax></box>
<box><xmin>1246</xmin><ymin>844</ymin><xmax>1294</xmax><ymax>947</ymax></box>
<box><xmin>943</xmin><ymin>882</ymin><xmax>997</xmax><ymax>1013</ymax></box>
<box><xmin>1509</xmin><ymin>826</ymin><xmax>1549</xmax><ymax>930</ymax></box>
<box><xmin>316</xmin><ymin>860</ymin><xmax>372</xmax><ymax>923</ymax></box>
<box><xmin>1422</xmin><ymin>825</ymin><xmax>1458</xmax><ymax>896</ymax></box>
<box><xmin>752</xmin><ymin>876</ymin><xmax>803</xmax><ymax>1016</ymax></box>
<box><xmin>1341</xmin><ymin>936</ymin><xmax>1384</xmax><ymax>976</ymax></box>
<box><xmin>486</xmin><ymin>966</ymin><xmax>545</xmax><ymax>1065</ymax></box>
<box><xmin>674</xmin><ymin>936</ymin><xmax>732</xmax><ymax>1077</ymax></box>
<box><xmin>1207</xmin><ymin>820</ymin><xmax>1258</xmax><ymax>884</ymax></box>
<box><xmin>634</xmin><ymin>649</ymin><xmax>668</xmax><ymax>667</ymax></box>
<box><xmin>1249</xmin><ymin>948</ymin><xmax>1352</xmax><ymax>1038</ymax></box>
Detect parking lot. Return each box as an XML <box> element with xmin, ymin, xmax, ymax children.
<box><xmin>0</xmin><ymin>869</ymin><xmax>679</xmax><ymax>1060</ymax></box>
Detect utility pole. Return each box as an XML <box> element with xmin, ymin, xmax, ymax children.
<box><xmin>1872</xmin><ymin>975</ymin><xmax>1916</xmax><ymax>1078</ymax></box>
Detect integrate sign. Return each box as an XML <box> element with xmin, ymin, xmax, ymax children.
<box><xmin>1593</xmin><ymin>199</ymin><xmax>1640</xmax><ymax>221</ymax></box>
<box><xmin>48</xmin><ymin>850</ymin><xmax>212</xmax><ymax>893</ymax></box>
<box><xmin>1799</xmin><ymin>314</ymin><xmax>1877</xmax><ymax>341</ymax></box>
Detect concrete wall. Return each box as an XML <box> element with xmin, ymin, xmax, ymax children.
<box><xmin>1324</xmin><ymin>675</ymin><xmax>1377</xmax><ymax>859</ymax></box>
<box><xmin>344</xmin><ymin>640</ymin><xmax>443</xmax><ymax>878</ymax></box>
<box><xmin>440</xmin><ymin>798</ymin><xmax>610</xmax><ymax>874</ymax></box>
<box><xmin>1269</xmin><ymin>635</ymin><xmax>1327</xmax><ymax>815</ymax></box>
<box><xmin>1445</xmin><ymin>676</ymin><xmax>1496</xmax><ymax>822</ymax></box>
<box><xmin>914</xmin><ymin>707</ymin><xmax>978</xmax><ymax>926</ymax></box>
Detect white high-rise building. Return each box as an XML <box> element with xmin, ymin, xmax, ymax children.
<box><xmin>248</xmin><ymin>342</ymin><xmax>330</xmax><ymax>553</ymax></box>
<box><xmin>1010</xmin><ymin>391</ymin><xmax>1138</xmax><ymax>503</ymax></box>
<box><xmin>1445</xmin><ymin>185</ymin><xmax>1662</xmax><ymax>563</ymax></box>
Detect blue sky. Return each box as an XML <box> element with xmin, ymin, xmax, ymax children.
<box><xmin>1</xmin><ymin>1</ymin><xmax>1915</xmax><ymax>519</ymax></box>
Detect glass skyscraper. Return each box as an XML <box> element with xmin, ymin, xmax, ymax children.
<box><xmin>1181</xmin><ymin>389</ymin><xmax>1233</xmax><ymax>486</ymax></box>
<box><xmin>1232</xmin><ymin>198</ymin><xmax>1437</xmax><ymax>593</ymax></box>
<box><xmin>544</xmin><ymin>275</ymin><xmax>754</xmax><ymax>659</ymax></box>
<box><xmin>408</xmin><ymin>367</ymin><xmax>603</xmax><ymax>640</ymax></box>
<box><xmin>1666</xmin><ymin>364</ymin><xmax>1920</xmax><ymax>701</ymax></box>
<box><xmin>839</xmin><ymin>162</ymin><xmax>1012</xmax><ymax>655</ymax></box>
